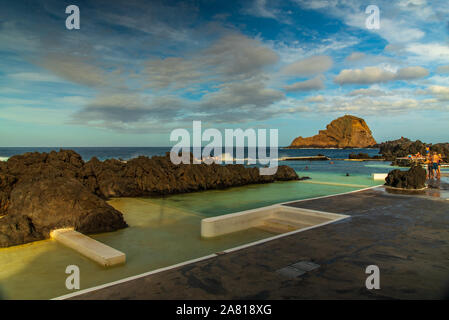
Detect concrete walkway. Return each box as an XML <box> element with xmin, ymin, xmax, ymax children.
<box><xmin>70</xmin><ymin>186</ymin><xmax>449</xmax><ymax>300</ymax></box>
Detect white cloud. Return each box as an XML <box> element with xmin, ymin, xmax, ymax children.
<box><xmin>436</xmin><ymin>65</ymin><xmax>449</xmax><ymax>74</ymax></box>
<box><xmin>348</xmin><ymin>88</ymin><xmax>388</xmax><ymax>97</ymax></box>
<box><xmin>405</xmin><ymin>43</ymin><xmax>449</xmax><ymax>63</ymax></box>
<box><xmin>335</xmin><ymin>66</ymin><xmax>429</xmax><ymax>85</ymax></box>
<box><xmin>8</xmin><ymin>72</ymin><xmax>63</xmax><ymax>83</ymax></box>
<box><xmin>204</xmin><ymin>33</ymin><xmax>279</xmax><ymax>78</ymax></box>
<box><xmin>199</xmin><ymin>78</ymin><xmax>284</xmax><ymax>112</ymax></box>
<box><xmin>335</xmin><ymin>67</ymin><xmax>395</xmax><ymax>84</ymax></box>
<box><xmin>145</xmin><ymin>57</ymin><xmax>203</xmax><ymax>89</ymax></box>
<box><xmin>38</xmin><ymin>53</ymin><xmax>111</xmax><ymax>87</ymax></box>
<box><xmin>281</xmin><ymin>55</ymin><xmax>333</xmax><ymax>76</ymax></box>
<box><xmin>284</xmin><ymin>75</ymin><xmax>325</xmax><ymax>92</ymax></box>
<box><xmin>71</xmin><ymin>92</ymin><xmax>187</xmax><ymax>131</ymax></box>
<box><xmin>305</xmin><ymin>95</ymin><xmax>326</xmax><ymax>102</ymax></box>
<box><xmin>243</xmin><ymin>0</ymin><xmax>277</xmax><ymax>19</ymax></box>
<box><xmin>423</xmin><ymin>85</ymin><xmax>449</xmax><ymax>101</ymax></box>
<box><xmin>294</xmin><ymin>0</ymin><xmax>426</xmax><ymax>43</ymax></box>
<box><xmin>345</xmin><ymin>52</ymin><xmax>366</xmax><ymax>62</ymax></box>
<box><xmin>395</xmin><ymin>66</ymin><xmax>429</xmax><ymax>80</ymax></box>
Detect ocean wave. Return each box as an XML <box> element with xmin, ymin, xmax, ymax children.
<box><xmin>0</xmin><ymin>156</ymin><xmax>9</xmax><ymax>162</ymax></box>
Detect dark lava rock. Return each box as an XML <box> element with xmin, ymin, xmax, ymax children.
<box><xmin>80</xmin><ymin>154</ymin><xmax>299</xmax><ymax>198</ymax></box>
<box><xmin>385</xmin><ymin>165</ymin><xmax>427</xmax><ymax>190</ymax></box>
<box><xmin>379</xmin><ymin>137</ymin><xmax>449</xmax><ymax>164</ymax></box>
<box><xmin>348</xmin><ymin>152</ymin><xmax>382</xmax><ymax>160</ymax></box>
<box><xmin>0</xmin><ymin>149</ymin><xmax>299</xmax><ymax>247</ymax></box>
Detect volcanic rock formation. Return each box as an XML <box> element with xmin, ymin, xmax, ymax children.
<box><xmin>379</xmin><ymin>137</ymin><xmax>449</xmax><ymax>164</ymax></box>
<box><xmin>0</xmin><ymin>150</ymin><xmax>299</xmax><ymax>247</ymax></box>
<box><xmin>385</xmin><ymin>165</ymin><xmax>427</xmax><ymax>190</ymax></box>
<box><xmin>288</xmin><ymin>115</ymin><xmax>377</xmax><ymax>148</ymax></box>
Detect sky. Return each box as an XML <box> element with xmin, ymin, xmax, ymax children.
<box><xmin>1</xmin><ymin>0</ymin><xmax>449</xmax><ymax>147</ymax></box>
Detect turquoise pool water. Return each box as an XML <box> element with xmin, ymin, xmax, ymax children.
<box><xmin>0</xmin><ymin>161</ymin><xmax>384</xmax><ymax>300</ymax></box>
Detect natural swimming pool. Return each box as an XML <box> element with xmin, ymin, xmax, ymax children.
<box><xmin>0</xmin><ymin>163</ymin><xmax>385</xmax><ymax>300</ymax></box>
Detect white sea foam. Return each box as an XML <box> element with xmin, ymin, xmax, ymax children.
<box><xmin>202</xmin><ymin>153</ymin><xmax>263</xmax><ymax>163</ymax></box>
<box><xmin>0</xmin><ymin>156</ymin><xmax>9</xmax><ymax>162</ymax></box>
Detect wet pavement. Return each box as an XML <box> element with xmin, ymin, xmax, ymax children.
<box><xmin>70</xmin><ymin>186</ymin><xmax>449</xmax><ymax>300</ymax></box>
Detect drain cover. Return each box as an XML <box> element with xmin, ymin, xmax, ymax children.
<box><xmin>276</xmin><ymin>261</ymin><xmax>320</xmax><ymax>278</ymax></box>
<box><xmin>291</xmin><ymin>261</ymin><xmax>320</xmax><ymax>272</ymax></box>
<box><xmin>276</xmin><ymin>266</ymin><xmax>306</xmax><ymax>278</ymax></box>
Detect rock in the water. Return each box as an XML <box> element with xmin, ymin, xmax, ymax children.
<box><xmin>385</xmin><ymin>166</ymin><xmax>427</xmax><ymax>189</ymax></box>
<box><xmin>348</xmin><ymin>153</ymin><xmax>382</xmax><ymax>160</ymax></box>
<box><xmin>288</xmin><ymin>115</ymin><xmax>377</xmax><ymax>148</ymax></box>
<box><xmin>0</xmin><ymin>150</ymin><xmax>299</xmax><ymax>247</ymax></box>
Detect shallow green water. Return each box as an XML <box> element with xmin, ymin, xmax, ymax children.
<box><xmin>0</xmin><ymin>170</ymin><xmax>381</xmax><ymax>300</ymax></box>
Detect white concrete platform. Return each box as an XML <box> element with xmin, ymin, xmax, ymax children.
<box><xmin>201</xmin><ymin>205</ymin><xmax>348</xmax><ymax>238</ymax></box>
<box><xmin>372</xmin><ymin>173</ymin><xmax>388</xmax><ymax>181</ymax></box>
<box><xmin>50</xmin><ymin>228</ymin><xmax>126</xmax><ymax>267</ymax></box>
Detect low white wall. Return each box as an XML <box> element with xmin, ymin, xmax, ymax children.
<box><xmin>201</xmin><ymin>206</ymin><xmax>276</xmax><ymax>238</ymax></box>
<box><xmin>372</xmin><ymin>173</ymin><xmax>388</xmax><ymax>181</ymax></box>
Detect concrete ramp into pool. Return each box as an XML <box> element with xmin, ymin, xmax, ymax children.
<box><xmin>51</xmin><ymin>228</ymin><xmax>126</xmax><ymax>267</ymax></box>
<box><xmin>201</xmin><ymin>205</ymin><xmax>348</xmax><ymax>238</ymax></box>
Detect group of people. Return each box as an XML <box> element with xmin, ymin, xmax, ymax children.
<box><xmin>407</xmin><ymin>147</ymin><xmax>444</xmax><ymax>179</ymax></box>
<box><xmin>407</xmin><ymin>152</ymin><xmax>424</xmax><ymax>160</ymax></box>
<box><xmin>425</xmin><ymin>150</ymin><xmax>443</xmax><ymax>180</ymax></box>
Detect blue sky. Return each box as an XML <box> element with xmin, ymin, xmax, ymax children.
<box><xmin>1</xmin><ymin>0</ymin><xmax>449</xmax><ymax>147</ymax></box>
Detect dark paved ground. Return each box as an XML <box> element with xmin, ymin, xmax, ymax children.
<box><xmin>72</xmin><ymin>187</ymin><xmax>449</xmax><ymax>300</ymax></box>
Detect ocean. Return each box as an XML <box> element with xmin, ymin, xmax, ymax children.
<box><xmin>0</xmin><ymin>146</ymin><xmax>385</xmax><ymax>179</ymax></box>
<box><xmin>0</xmin><ymin>146</ymin><xmax>381</xmax><ymax>161</ymax></box>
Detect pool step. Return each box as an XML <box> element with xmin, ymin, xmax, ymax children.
<box><xmin>258</xmin><ymin>218</ymin><xmax>312</xmax><ymax>234</ymax></box>
<box><xmin>201</xmin><ymin>204</ymin><xmax>349</xmax><ymax>238</ymax></box>
<box><xmin>276</xmin><ymin>210</ymin><xmax>333</xmax><ymax>225</ymax></box>
<box><xmin>50</xmin><ymin>228</ymin><xmax>126</xmax><ymax>267</ymax></box>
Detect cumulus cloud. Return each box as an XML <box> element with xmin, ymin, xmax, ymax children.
<box><xmin>145</xmin><ymin>57</ymin><xmax>203</xmax><ymax>89</ymax></box>
<box><xmin>314</xmin><ymin>96</ymin><xmax>425</xmax><ymax>115</ymax></box>
<box><xmin>423</xmin><ymin>85</ymin><xmax>449</xmax><ymax>101</ymax></box>
<box><xmin>436</xmin><ymin>65</ymin><xmax>449</xmax><ymax>74</ymax></box>
<box><xmin>334</xmin><ymin>66</ymin><xmax>429</xmax><ymax>85</ymax></box>
<box><xmin>199</xmin><ymin>78</ymin><xmax>284</xmax><ymax>112</ymax></box>
<box><xmin>345</xmin><ymin>52</ymin><xmax>366</xmax><ymax>62</ymax></box>
<box><xmin>348</xmin><ymin>88</ymin><xmax>388</xmax><ymax>97</ymax></box>
<box><xmin>281</xmin><ymin>55</ymin><xmax>333</xmax><ymax>76</ymax></box>
<box><xmin>38</xmin><ymin>53</ymin><xmax>111</xmax><ymax>87</ymax></box>
<box><xmin>305</xmin><ymin>95</ymin><xmax>326</xmax><ymax>102</ymax></box>
<box><xmin>72</xmin><ymin>93</ymin><xmax>184</xmax><ymax>124</ymax></box>
<box><xmin>284</xmin><ymin>75</ymin><xmax>325</xmax><ymax>92</ymax></box>
<box><xmin>405</xmin><ymin>43</ymin><xmax>449</xmax><ymax>64</ymax></box>
<box><xmin>203</xmin><ymin>33</ymin><xmax>279</xmax><ymax>78</ymax></box>
<box><xmin>143</xmin><ymin>33</ymin><xmax>279</xmax><ymax>90</ymax></box>
<box><xmin>334</xmin><ymin>67</ymin><xmax>395</xmax><ymax>84</ymax></box>
<box><xmin>395</xmin><ymin>66</ymin><xmax>429</xmax><ymax>79</ymax></box>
